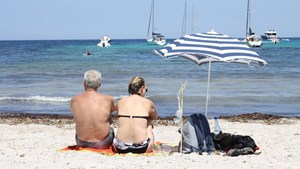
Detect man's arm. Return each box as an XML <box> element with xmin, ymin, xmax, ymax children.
<box><xmin>70</xmin><ymin>97</ymin><xmax>75</xmax><ymax>114</ymax></box>
<box><xmin>110</xmin><ymin>97</ymin><xmax>117</xmax><ymax>113</ymax></box>
<box><xmin>109</xmin><ymin>97</ymin><xmax>117</xmax><ymax>128</ymax></box>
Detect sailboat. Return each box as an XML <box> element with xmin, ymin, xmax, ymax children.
<box><xmin>245</xmin><ymin>0</ymin><xmax>262</xmax><ymax>47</ymax></box>
<box><xmin>147</xmin><ymin>0</ymin><xmax>166</xmax><ymax>45</ymax></box>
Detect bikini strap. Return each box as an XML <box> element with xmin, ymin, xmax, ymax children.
<box><xmin>118</xmin><ymin>115</ymin><xmax>148</xmax><ymax>120</ymax></box>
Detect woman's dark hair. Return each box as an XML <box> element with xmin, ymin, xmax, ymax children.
<box><xmin>128</xmin><ymin>76</ymin><xmax>145</xmax><ymax>95</ymax></box>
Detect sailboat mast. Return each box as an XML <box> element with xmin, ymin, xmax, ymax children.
<box><xmin>181</xmin><ymin>1</ymin><xmax>187</xmax><ymax>36</ymax></box>
<box><xmin>245</xmin><ymin>0</ymin><xmax>251</xmax><ymax>37</ymax></box>
<box><xmin>152</xmin><ymin>0</ymin><xmax>155</xmax><ymax>33</ymax></box>
<box><xmin>147</xmin><ymin>0</ymin><xmax>154</xmax><ymax>39</ymax></box>
<box><xmin>191</xmin><ymin>5</ymin><xmax>194</xmax><ymax>33</ymax></box>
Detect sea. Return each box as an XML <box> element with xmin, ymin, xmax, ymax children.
<box><xmin>0</xmin><ymin>38</ymin><xmax>299</xmax><ymax>118</ymax></box>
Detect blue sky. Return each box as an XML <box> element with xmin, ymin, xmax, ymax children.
<box><xmin>1</xmin><ymin>0</ymin><xmax>299</xmax><ymax>40</ymax></box>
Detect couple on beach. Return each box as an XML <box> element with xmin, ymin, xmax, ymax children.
<box><xmin>70</xmin><ymin>70</ymin><xmax>158</xmax><ymax>154</ymax></box>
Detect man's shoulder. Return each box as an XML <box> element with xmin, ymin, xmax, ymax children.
<box><xmin>71</xmin><ymin>92</ymin><xmax>93</xmax><ymax>103</ymax></box>
<box><xmin>98</xmin><ymin>93</ymin><xmax>114</xmax><ymax>100</ymax></box>
<box><xmin>71</xmin><ymin>93</ymin><xmax>82</xmax><ymax>101</ymax></box>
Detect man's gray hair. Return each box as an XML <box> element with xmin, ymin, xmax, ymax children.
<box><xmin>84</xmin><ymin>70</ymin><xmax>102</xmax><ymax>89</ymax></box>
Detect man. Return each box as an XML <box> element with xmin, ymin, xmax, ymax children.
<box><xmin>70</xmin><ymin>70</ymin><xmax>116</xmax><ymax>149</ymax></box>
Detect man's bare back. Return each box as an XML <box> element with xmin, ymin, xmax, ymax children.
<box><xmin>70</xmin><ymin>70</ymin><xmax>116</xmax><ymax>148</ymax></box>
<box><xmin>71</xmin><ymin>90</ymin><xmax>115</xmax><ymax>142</ymax></box>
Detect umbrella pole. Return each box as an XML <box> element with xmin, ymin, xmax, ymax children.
<box><xmin>205</xmin><ymin>61</ymin><xmax>211</xmax><ymax>118</ymax></box>
<box><xmin>180</xmin><ymin>117</ymin><xmax>183</xmax><ymax>153</ymax></box>
<box><xmin>180</xmin><ymin>81</ymin><xmax>184</xmax><ymax>153</ymax></box>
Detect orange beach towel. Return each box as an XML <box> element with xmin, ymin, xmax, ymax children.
<box><xmin>60</xmin><ymin>141</ymin><xmax>177</xmax><ymax>156</ymax></box>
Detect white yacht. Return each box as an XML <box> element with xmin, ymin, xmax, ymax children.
<box><xmin>261</xmin><ymin>30</ymin><xmax>280</xmax><ymax>44</ymax></box>
<box><xmin>97</xmin><ymin>36</ymin><xmax>111</xmax><ymax>47</ymax></box>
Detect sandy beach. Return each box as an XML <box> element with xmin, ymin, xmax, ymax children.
<box><xmin>0</xmin><ymin>113</ymin><xmax>299</xmax><ymax>169</ymax></box>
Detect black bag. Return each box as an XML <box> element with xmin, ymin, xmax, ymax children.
<box><xmin>212</xmin><ymin>132</ymin><xmax>258</xmax><ymax>152</ymax></box>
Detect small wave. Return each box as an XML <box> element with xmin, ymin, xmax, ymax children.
<box><xmin>0</xmin><ymin>95</ymin><xmax>157</xmax><ymax>103</ymax></box>
<box><xmin>0</xmin><ymin>96</ymin><xmax>71</xmax><ymax>103</ymax></box>
<box><xmin>113</xmin><ymin>95</ymin><xmax>127</xmax><ymax>101</ymax></box>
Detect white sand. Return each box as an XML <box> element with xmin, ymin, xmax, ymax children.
<box><xmin>1</xmin><ymin>119</ymin><xmax>299</xmax><ymax>169</ymax></box>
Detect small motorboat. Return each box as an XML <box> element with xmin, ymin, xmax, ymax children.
<box><xmin>97</xmin><ymin>36</ymin><xmax>111</xmax><ymax>47</ymax></box>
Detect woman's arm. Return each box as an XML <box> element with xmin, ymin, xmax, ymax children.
<box><xmin>148</xmin><ymin>101</ymin><xmax>158</xmax><ymax>120</ymax></box>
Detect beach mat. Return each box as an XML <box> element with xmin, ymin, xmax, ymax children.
<box><xmin>60</xmin><ymin>145</ymin><xmax>116</xmax><ymax>156</ymax></box>
<box><xmin>60</xmin><ymin>141</ymin><xmax>178</xmax><ymax>156</ymax></box>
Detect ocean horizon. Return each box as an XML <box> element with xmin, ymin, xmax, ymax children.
<box><xmin>0</xmin><ymin>38</ymin><xmax>299</xmax><ymax>117</ymax></box>
<box><xmin>1</xmin><ymin>36</ymin><xmax>300</xmax><ymax>41</ymax></box>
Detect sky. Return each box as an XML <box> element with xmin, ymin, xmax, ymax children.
<box><xmin>0</xmin><ymin>0</ymin><xmax>299</xmax><ymax>40</ymax></box>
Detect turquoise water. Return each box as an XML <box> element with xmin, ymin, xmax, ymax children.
<box><xmin>0</xmin><ymin>39</ymin><xmax>300</xmax><ymax>117</ymax></box>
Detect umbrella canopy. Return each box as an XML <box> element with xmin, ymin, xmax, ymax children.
<box><xmin>155</xmin><ymin>29</ymin><xmax>267</xmax><ymax>66</ymax></box>
<box><xmin>154</xmin><ymin>30</ymin><xmax>268</xmax><ymax>117</ymax></box>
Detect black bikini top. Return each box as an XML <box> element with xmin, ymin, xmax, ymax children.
<box><xmin>118</xmin><ymin>114</ymin><xmax>148</xmax><ymax>120</ymax></box>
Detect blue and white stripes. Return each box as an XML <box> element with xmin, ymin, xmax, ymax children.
<box><xmin>155</xmin><ymin>30</ymin><xmax>267</xmax><ymax>67</ymax></box>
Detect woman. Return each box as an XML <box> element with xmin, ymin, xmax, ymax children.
<box><xmin>113</xmin><ymin>76</ymin><xmax>158</xmax><ymax>153</ymax></box>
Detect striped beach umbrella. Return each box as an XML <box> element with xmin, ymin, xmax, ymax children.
<box><xmin>154</xmin><ymin>30</ymin><xmax>268</xmax><ymax>117</ymax></box>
